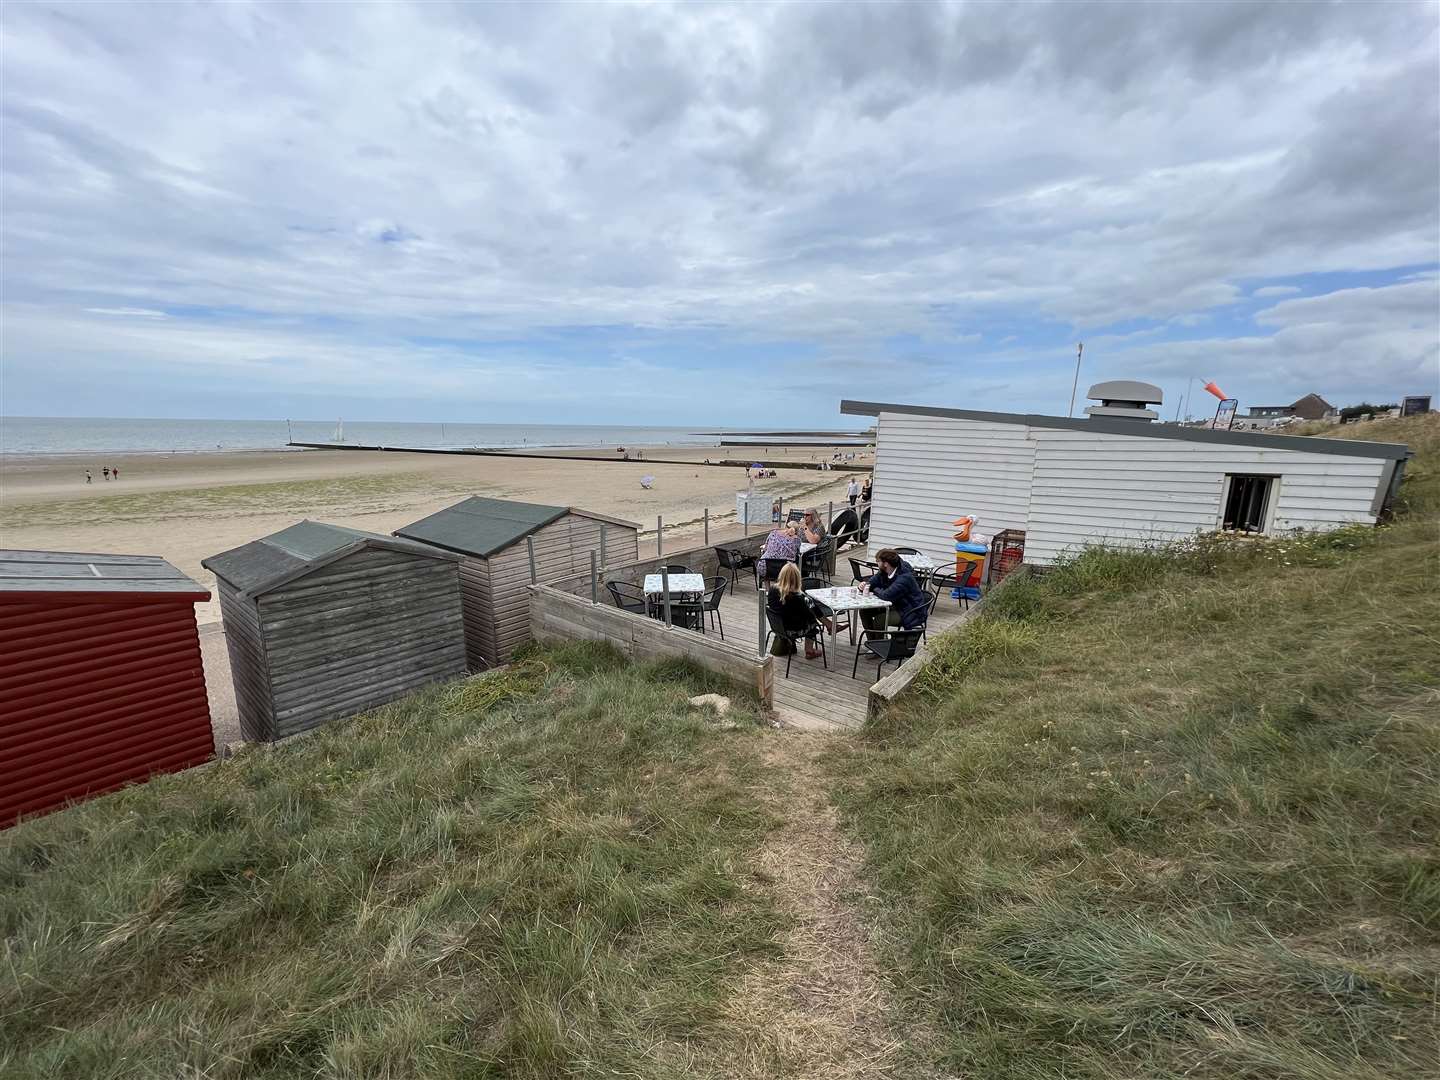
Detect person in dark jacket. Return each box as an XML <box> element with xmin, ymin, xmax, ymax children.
<box><xmin>860</xmin><ymin>548</ymin><xmax>929</xmax><ymax>630</ymax></box>
<box><xmin>768</xmin><ymin>563</ymin><xmax>823</xmax><ymax>659</ymax></box>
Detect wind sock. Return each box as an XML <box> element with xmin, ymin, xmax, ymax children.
<box><xmin>1203</xmin><ymin>380</ymin><xmax>1228</xmax><ymax>401</ymax></box>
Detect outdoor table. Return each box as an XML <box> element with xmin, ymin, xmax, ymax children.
<box><xmin>642</xmin><ymin>573</ymin><xmax>706</xmax><ymax>596</ymax></box>
<box><xmin>805</xmin><ymin>585</ymin><xmax>891</xmax><ymax>655</ymax></box>
<box><xmin>870</xmin><ymin>551</ymin><xmax>939</xmax><ymax>572</ymax></box>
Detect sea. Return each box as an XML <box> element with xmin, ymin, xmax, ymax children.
<box><xmin>0</xmin><ymin>417</ymin><xmax>724</xmax><ymax>456</ymax></box>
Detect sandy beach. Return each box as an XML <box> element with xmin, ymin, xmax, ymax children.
<box><xmin>1</xmin><ymin>444</ymin><xmax>870</xmax><ymax>627</ymax></box>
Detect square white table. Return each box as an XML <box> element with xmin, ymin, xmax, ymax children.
<box><xmin>805</xmin><ymin>586</ymin><xmax>891</xmax><ymax>653</ymax></box>
<box><xmin>643</xmin><ymin>573</ymin><xmax>706</xmax><ymax>596</ymax></box>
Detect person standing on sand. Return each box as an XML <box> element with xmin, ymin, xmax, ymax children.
<box><xmin>85</xmin><ymin>469</ymin><xmax>92</xmax><ymax>484</ymax></box>
<box><xmin>102</xmin><ymin>466</ymin><xmax>110</xmax><ymax>480</ymax></box>
<box><xmin>112</xmin><ymin>466</ymin><xmax>119</xmax><ymax>480</ymax></box>
<box><xmin>847</xmin><ymin>476</ymin><xmax>859</xmax><ymax>506</ymax></box>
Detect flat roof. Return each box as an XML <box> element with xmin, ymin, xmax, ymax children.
<box><xmin>840</xmin><ymin>400</ymin><xmax>1411</xmax><ymax>460</ymax></box>
<box><xmin>394</xmin><ymin>496</ymin><xmax>638</xmax><ymax>558</ymax></box>
<box><xmin>204</xmin><ymin>519</ymin><xmax>459</xmax><ymax>597</ymax></box>
<box><xmin>0</xmin><ymin>549</ymin><xmax>209</xmax><ymax>601</ymax></box>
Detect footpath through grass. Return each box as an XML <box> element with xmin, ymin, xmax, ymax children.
<box><xmin>1</xmin><ymin>645</ymin><xmax>783</xmax><ymax>1079</ymax></box>
<box><xmin>830</xmin><ymin>413</ymin><xmax>1440</xmax><ymax>1079</ymax></box>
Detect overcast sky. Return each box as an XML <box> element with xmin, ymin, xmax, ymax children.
<box><xmin>2</xmin><ymin>0</ymin><xmax>1437</xmax><ymax>426</ymax></box>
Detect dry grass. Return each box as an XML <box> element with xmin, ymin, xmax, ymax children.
<box><xmin>830</xmin><ymin>412</ymin><xmax>1440</xmax><ymax>1079</ymax></box>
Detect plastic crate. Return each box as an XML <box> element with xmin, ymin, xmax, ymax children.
<box><xmin>988</xmin><ymin>529</ymin><xmax>1026</xmax><ymax>585</ymax></box>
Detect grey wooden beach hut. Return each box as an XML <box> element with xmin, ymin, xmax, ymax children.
<box><xmin>203</xmin><ymin>520</ymin><xmax>466</xmax><ymax>742</ymax></box>
<box><xmin>393</xmin><ymin>497</ymin><xmax>640</xmax><ymax>670</ymax></box>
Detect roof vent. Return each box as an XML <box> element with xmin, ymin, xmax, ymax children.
<box><xmin>1084</xmin><ymin>380</ymin><xmax>1162</xmax><ymax>421</ymax></box>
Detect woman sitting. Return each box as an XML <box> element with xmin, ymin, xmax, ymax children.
<box><xmin>768</xmin><ymin>563</ymin><xmax>822</xmax><ymax>659</ymax></box>
<box><xmin>756</xmin><ymin>523</ymin><xmax>800</xmax><ymax>581</ymax></box>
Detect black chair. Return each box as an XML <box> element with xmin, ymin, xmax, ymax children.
<box><xmin>893</xmin><ymin>546</ymin><xmax>921</xmax><ymax>555</ymax></box>
<box><xmin>764</xmin><ymin>607</ymin><xmax>827</xmax><ymax>678</ymax></box>
<box><xmin>701</xmin><ymin>576</ymin><xmax>728</xmax><ymax>639</ymax></box>
<box><xmin>606</xmin><ymin>581</ymin><xmax>648</xmax><ymax>615</ymax></box>
<box><xmin>714</xmin><ymin>546</ymin><xmax>756</xmax><ymax>589</ymax></box>
<box><xmin>931</xmin><ymin>560</ymin><xmax>979</xmax><ymax>611</ymax></box>
<box><xmin>918</xmin><ymin>589</ymin><xmax>940</xmax><ymax>642</ymax></box>
<box><xmin>759</xmin><ymin>556</ymin><xmax>790</xmax><ymax>588</ymax></box>
<box><xmin>801</xmin><ymin>537</ymin><xmax>834</xmax><ymax>582</ymax></box>
<box><xmin>656</xmin><ymin>563</ymin><xmax>694</xmax><ymax>577</ymax></box>
<box><xmin>849</xmin><ymin>558</ymin><xmax>879</xmax><ymax>587</ymax></box>
<box><xmin>852</xmin><ymin>627</ymin><xmax>923</xmax><ymax>681</ymax></box>
<box><xmin>669</xmin><ymin>597</ymin><xmax>705</xmax><ymax>632</ymax></box>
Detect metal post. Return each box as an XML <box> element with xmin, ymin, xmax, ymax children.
<box><xmin>703</xmin><ymin>507</ymin><xmax>709</xmax><ymax>546</ymax></box>
<box><xmin>526</xmin><ymin>536</ymin><xmax>537</xmax><ymax>584</ymax></box>
<box><xmin>657</xmin><ymin>514</ymin><xmax>663</xmax><ymax>558</ymax></box>
<box><xmin>828</xmin><ymin>500</ymin><xmax>834</xmax><ymax>529</ymax></box>
<box><xmin>1067</xmin><ymin>341</ymin><xmax>1084</xmax><ymax>417</ymax></box>
<box><xmin>777</xmin><ymin>495</ymin><xmax>783</xmax><ymax>525</ymax></box>
<box><xmin>661</xmin><ymin>568</ymin><xmax>673</xmax><ymax>627</ymax></box>
<box><xmin>590</xmin><ymin>551</ymin><xmax>598</xmax><ymax>604</ymax></box>
<box><xmin>757</xmin><ymin>585</ymin><xmax>766</xmax><ymax>655</ymax></box>
<box><xmin>599</xmin><ymin>528</ymin><xmax>607</xmax><ymax>568</ymax></box>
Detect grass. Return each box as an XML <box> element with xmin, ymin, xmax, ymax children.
<box><xmin>0</xmin><ymin>644</ymin><xmax>784</xmax><ymax>1079</ymax></box>
<box><xmin>828</xmin><ymin>412</ymin><xmax>1440</xmax><ymax>1078</ymax></box>
<box><xmin>0</xmin><ymin>471</ymin><xmax>473</xmax><ymax>529</ymax></box>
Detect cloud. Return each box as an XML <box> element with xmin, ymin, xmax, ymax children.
<box><xmin>1251</xmin><ymin>286</ymin><xmax>1301</xmax><ymax>298</ymax></box>
<box><xmin>84</xmin><ymin>307</ymin><xmax>167</xmax><ymax>318</ymax></box>
<box><xmin>1</xmin><ymin>0</ymin><xmax>1436</xmax><ymax>422</ymax></box>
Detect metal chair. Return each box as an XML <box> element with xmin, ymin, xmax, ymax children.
<box><xmin>852</xmin><ymin>627</ymin><xmax>922</xmax><ymax>681</ymax></box>
<box><xmin>606</xmin><ymin>581</ymin><xmax>648</xmax><ymax>615</ymax></box>
<box><xmin>918</xmin><ymin>589</ymin><xmax>940</xmax><ymax>642</ymax></box>
<box><xmin>701</xmin><ymin>576</ymin><xmax>728</xmax><ymax>639</ymax></box>
<box><xmin>759</xmin><ymin>556</ymin><xmax>790</xmax><ymax>588</ymax></box>
<box><xmin>930</xmin><ymin>560</ymin><xmax>980</xmax><ymax>611</ymax></box>
<box><xmin>656</xmin><ymin>563</ymin><xmax>694</xmax><ymax>577</ymax></box>
<box><xmin>893</xmin><ymin>546</ymin><xmax>921</xmax><ymax>555</ymax></box>
<box><xmin>714</xmin><ymin>546</ymin><xmax>756</xmax><ymax>590</ymax></box>
<box><xmin>849</xmin><ymin>558</ymin><xmax>879</xmax><ymax>587</ymax></box>
<box><xmin>801</xmin><ymin>537</ymin><xmax>834</xmax><ymax>583</ymax></box>
<box><xmin>764</xmin><ymin>607</ymin><xmax>827</xmax><ymax>678</ymax></box>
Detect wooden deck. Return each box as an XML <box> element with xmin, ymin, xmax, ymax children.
<box><xmin>705</xmin><ymin>575</ymin><xmax>975</xmax><ymax>731</ymax></box>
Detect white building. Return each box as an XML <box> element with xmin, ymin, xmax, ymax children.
<box><xmin>842</xmin><ymin>389</ymin><xmax>1411</xmax><ymax>567</ymax></box>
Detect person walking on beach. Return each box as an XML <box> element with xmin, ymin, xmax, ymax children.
<box><xmin>847</xmin><ymin>476</ymin><xmax>859</xmax><ymax>506</ymax></box>
<box><xmin>84</xmin><ymin>469</ymin><xmax>92</xmax><ymax>484</ymax></box>
<box><xmin>861</xmin><ymin>476</ymin><xmax>872</xmax><ymax>503</ymax></box>
<box><xmin>102</xmin><ymin>466</ymin><xmax>110</xmax><ymax>480</ymax></box>
<box><xmin>112</xmin><ymin>466</ymin><xmax>119</xmax><ymax>480</ymax></box>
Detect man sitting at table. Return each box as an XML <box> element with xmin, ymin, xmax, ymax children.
<box><xmin>858</xmin><ymin>548</ymin><xmax>929</xmax><ymax>630</ymax></box>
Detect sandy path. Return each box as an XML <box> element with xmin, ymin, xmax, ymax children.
<box><xmin>702</xmin><ymin>731</ymin><xmax>911</xmax><ymax>1079</ymax></box>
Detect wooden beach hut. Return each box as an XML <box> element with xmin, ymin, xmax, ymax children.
<box><xmin>394</xmin><ymin>496</ymin><xmax>640</xmax><ymax>670</ymax></box>
<box><xmin>203</xmin><ymin>521</ymin><xmax>466</xmax><ymax>742</ymax></box>
<box><xmin>1</xmin><ymin>549</ymin><xmax>213</xmax><ymax>827</ymax></box>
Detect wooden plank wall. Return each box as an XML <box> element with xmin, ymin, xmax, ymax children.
<box><xmin>216</xmin><ymin>578</ymin><xmax>275</xmax><ymax>742</ymax></box>
<box><xmin>257</xmin><ymin>548</ymin><xmax>467</xmax><ymax>739</ymax></box>
<box><xmin>481</xmin><ymin>514</ymin><xmax>641</xmax><ymax>665</ymax></box>
<box><xmin>529</xmin><ymin>584</ymin><xmax>773</xmax><ymax>708</ymax></box>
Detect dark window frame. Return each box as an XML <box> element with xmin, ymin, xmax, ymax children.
<box><xmin>1221</xmin><ymin>473</ymin><xmax>1278</xmax><ymax>534</ymax></box>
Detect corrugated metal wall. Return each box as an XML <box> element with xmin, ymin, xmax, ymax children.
<box><xmin>0</xmin><ymin>598</ymin><xmax>214</xmax><ymax>827</ymax></box>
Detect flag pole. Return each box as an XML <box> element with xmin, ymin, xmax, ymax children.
<box><xmin>1067</xmin><ymin>342</ymin><xmax>1084</xmax><ymax>417</ymax></box>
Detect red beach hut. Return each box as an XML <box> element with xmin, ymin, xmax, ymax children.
<box><xmin>0</xmin><ymin>550</ymin><xmax>214</xmax><ymax>827</ymax></box>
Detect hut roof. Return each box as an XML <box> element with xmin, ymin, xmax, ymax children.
<box><xmin>393</xmin><ymin>496</ymin><xmax>638</xmax><ymax>559</ymax></box>
<box><xmin>203</xmin><ymin>519</ymin><xmax>458</xmax><ymax>597</ymax></box>
<box><xmin>0</xmin><ymin>549</ymin><xmax>209</xmax><ymax>602</ymax></box>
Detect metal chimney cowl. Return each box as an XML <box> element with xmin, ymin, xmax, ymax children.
<box><xmin>1084</xmin><ymin>380</ymin><xmax>1163</xmax><ymax>421</ymax></box>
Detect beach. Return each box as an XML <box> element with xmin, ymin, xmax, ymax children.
<box><xmin>1</xmin><ymin>444</ymin><xmax>870</xmax><ymax>627</ymax></box>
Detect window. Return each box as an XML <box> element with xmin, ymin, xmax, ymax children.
<box><xmin>1222</xmin><ymin>474</ymin><xmax>1276</xmax><ymax>533</ymax></box>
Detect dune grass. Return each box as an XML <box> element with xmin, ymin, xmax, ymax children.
<box><xmin>0</xmin><ymin>645</ymin><xmax>783</xmax><ymax>1080</ymax></box>
<box><xmin>828</xmin><ymin>412</ymin><xmax>1440</xmax><ymax>1078</ymax></box>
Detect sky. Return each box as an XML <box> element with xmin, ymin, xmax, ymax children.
<box><xmin>2</xmin><ymin>0</ymin><xmax>1437</xmax><ymax>427</ymax></box>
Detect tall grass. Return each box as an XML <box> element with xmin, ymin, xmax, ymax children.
<box><xmin>1</xmin><ymin>644</ymin><xmax>782</xmax><ymax>1079</ymax></box>
<box><xmin>831</xmin><ymin>413</ymin><xmax>1440</xmax><ymax>1079</ymax></box>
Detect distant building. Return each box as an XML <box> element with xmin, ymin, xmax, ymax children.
<box><xmin>1240</xmin><ymin>393</ymin><xmax>1337</xmax><ymax>430</ymax></box>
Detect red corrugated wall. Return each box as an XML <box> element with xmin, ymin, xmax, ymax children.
<box><xmin>1</xmin><ymin>596</ymin><xmax>214</xmax><ymax>827</ymax></box>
